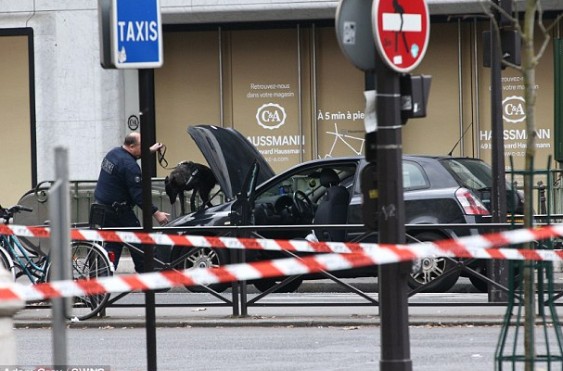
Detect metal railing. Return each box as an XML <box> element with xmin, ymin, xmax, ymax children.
<box><xmin>64</xmin><ymin>222</ymin><xmax>563</xmax><ymax>317</ymax></box>
<box><xmin>11</xmin><ymin>177</ymin><xmax>563</xmax><ymax>316</ymax></box>
<box><xmin>14</xmin><ymin>178</ymin><xmax>223</xmax><ymax>224</ymax></box>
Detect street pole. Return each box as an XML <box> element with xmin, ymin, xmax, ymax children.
<box><xmin>375</xmin><ymin>57</ymin><xmax>412</xmax><ymax>371</ymax></box>
<box><xmin>488</xmin><ymin>8</ymin><xmax>508</xmax><ymax>303</ymax></box>
<box><xmin>50</xmin><ymin>147</ymin><xmax>71</xmax><ymax>368</ymax></box>
<box><xmin>139</xmin><ymin>68</ymin><xmax>158</xmax><ymax>371</ymax></box>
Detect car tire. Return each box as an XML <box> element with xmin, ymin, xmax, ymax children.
<box><xmin>408</xmin><ymin>232</ymin><xmax>460</xmax><ymax>293</ymax></box>
<box><xmin>254</xmin><ymin>277</ymin><xmax>303</xmax><ymax>293</ymax></box>
<box><xmin>170</xmin><ymin>246</ymin><xmax>229</xmax><ymax>293</ymax></box>
<box><xmin>468</xmin><ymin>263</ymin><xmax>488</xmax><ymax>293</ymax></box>
<box><xmin>468</xmin><ymin>262</ymin><xmax>521</xmax><ymax>293</ymax></box>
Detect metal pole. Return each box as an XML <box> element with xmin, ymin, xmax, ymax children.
<box><xmin>0</xmin><ymin>268</ymin><xmax>23</xmax><ymax>365</ymax></box>
<box><xmin>49</xmin><ymin>146</ymin><xmax>71</xmax><ymax>367</ymax></box>
<box><xmin>488</xmin><ymin>15</ymin><xmax>508</xmax><ymax>302</ymax></box>
<box><xmin>375</xmin><ymin>58</ymin><xmax>412</xmax><ymax>371</ymax></box>
<box><xmin>139</xmin><ymin>68</ymin><xmax>158</xmax><ymax>371</ymax></box>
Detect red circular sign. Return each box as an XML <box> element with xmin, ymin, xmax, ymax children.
<box><xmin>373</xmin><ymin>0</ymin><xmax>430</xmax><ymax>73</ymax></box>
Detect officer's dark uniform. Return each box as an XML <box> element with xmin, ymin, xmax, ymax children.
<box><xmin>93</xmin><ymin>146</ymin><xmax>158</xmax><ymax>272</ymax></box>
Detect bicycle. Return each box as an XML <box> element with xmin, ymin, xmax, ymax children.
<box><xmin>0</xmin><ymin>204</ymin><xmax>113</xmax><ymax>320</ymax></box>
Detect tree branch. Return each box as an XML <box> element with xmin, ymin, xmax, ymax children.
<box><xmin>533</xmin><ymin>3</ymin><xmax>563</xmax><ymax>67</ymax></box>
<box><xmin>544</xmin><ymin>13</ymin><xmax>563</xmax><ymax>34</ymax></box>
<box><xmin>502</xmin><ymin>59</ymin><xmax>523</xmax><ymax>71</ymax></box>
<box><xmin>534</xmin><ymin>28</ymin><xmax>551</xmax><ymax>65</ymax></box>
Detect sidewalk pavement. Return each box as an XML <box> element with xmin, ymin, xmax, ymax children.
<box><xmin>15</xmin><ymin>297</ymin><xmax>522</xmax><ymax>329</ymax></box>
<box><xmin>14</xmin><ymin>288</ymin><xmax>563</xmax><ymax>329</ymax></box>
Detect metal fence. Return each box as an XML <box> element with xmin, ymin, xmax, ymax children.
<box><xmin>12</xmin><ymin>178</ymin><xmax>223</xmax><ymax>255</ymax></box>
<box><xmin>13</xmin><ymin>178</ymin><xmax>224</xmax><ymax>226</ymax></box>
<box><xmin>10</xmin><ymin>174</ymin><xmax>563</xmax><ymax>315</ymax></box>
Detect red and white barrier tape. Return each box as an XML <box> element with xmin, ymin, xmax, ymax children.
<box><xmin>2</xmin><ymin>223</ymin><xmax>563</xmax><ymax>257</ymax></box>
<box><xmin>1</xmin><ymin>242</ymin><xmax>563</xmax><ymax>303</ymax></box>
<box><xmin>1</xmin><ymin>223</ymin><xmax>563</xmax><ymax>302</ymax></box>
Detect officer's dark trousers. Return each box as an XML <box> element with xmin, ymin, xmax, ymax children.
<box><xmin>101</xmin><ymin>208</ymin><xmax>146</xmax><ymax>273</ymax></box>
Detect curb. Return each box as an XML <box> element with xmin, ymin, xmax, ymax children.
<box><xmin>15</xmin><ymin>316</ymin><xmax>549</xmax><ymax>329</ymax></box>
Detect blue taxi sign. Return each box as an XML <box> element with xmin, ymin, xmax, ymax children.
<box><xmin>110</xmin><ymin>0</ymin><xmax>163</xmax><ymax>69</ymax></box>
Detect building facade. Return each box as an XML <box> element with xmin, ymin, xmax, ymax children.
<box><xmin>0</xmin><ymin>0</ymin><xmax>562</xmax><ymax>204</ymax></box>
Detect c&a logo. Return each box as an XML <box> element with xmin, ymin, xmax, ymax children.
<box><xmin>256</xmin><ymin>103</ymin><xmax>286</xmax><ymax>130</ymax></box>
<box><xmin>502</xmin><ymin>96</ymin><xmax>526</xmax><ymax>124</ymax></box>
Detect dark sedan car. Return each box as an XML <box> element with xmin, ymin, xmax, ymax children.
<box><xmin>167</xmin><ymin>125</ymin><xmax>521</xmax><ymax>293</ymax></box>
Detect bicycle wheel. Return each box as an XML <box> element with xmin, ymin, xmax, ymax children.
<box><xmin>0</xmin><ymin>245</ymin><xmax>15</xmax><ymax>281</ymax></box>
<box><xmin>67</xmin><ymin>241</ymin><xmax>112</xmax><ymax>321</ymax></box>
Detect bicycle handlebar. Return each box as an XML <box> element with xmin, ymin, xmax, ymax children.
<box><xmin>0</xmin><ymin>205</ymin><xmax>33</xmax><ymax>222</ymax></box>
<box><xmin>15</xmin><ymin>205</ymin><xmax>33</xmax><ymax>213</ymax></box>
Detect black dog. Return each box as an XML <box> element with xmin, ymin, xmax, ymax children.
<box><xmin>164</xmin><ymin>161</ymin><xmax>217</xmax><ymax>214</ymax></box>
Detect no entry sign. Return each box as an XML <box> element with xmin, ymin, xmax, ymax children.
<box><xmin>372</xmin><ymin>0</ymin><xmax>429</xmax><ymax>73</ymax></box>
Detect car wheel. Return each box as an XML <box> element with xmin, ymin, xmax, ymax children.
<box><xmin>170</xmin><ymin>246</ymin><xmax>229</xmax><ymax>293</ymax></box>
<box><xmin>254</xmin><ymin>277</ymin><xmax>303</xmax><ymax>293</ymax></box>
<box><xmin>468</xmin><ymin>264</ymin><xmax>488</xmax><ymax>293</ymax></box>
<box><xmin>408</xmin><ymin>232</ymin><xmax>460</xmax><ymax>293</ymax></box>
<box><xmin>468</xmin><ymin>262</ymin><xmax>521</xmax><ymax>293</ymax></box>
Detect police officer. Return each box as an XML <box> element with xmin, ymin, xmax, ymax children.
<box><xmin>93</xmin><ymin>132</ymin><xmax>169</xmax><ymax>272</ymax></box>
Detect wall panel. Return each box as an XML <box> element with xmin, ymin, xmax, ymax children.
<box><xmin>0</xmin><ymin>34</ymin><xmax>32</xmax><ymax>205</ymax></box>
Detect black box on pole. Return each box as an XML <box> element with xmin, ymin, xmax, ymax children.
<box><xmin>400</xmin><ymin>74</ymin><xmax>432</xmax><ymax>123</ymax></box>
